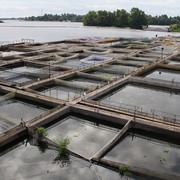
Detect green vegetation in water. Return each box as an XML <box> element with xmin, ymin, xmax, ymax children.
<box><xmin>99</xmin><ymin>73</ymin><xmax>112</xmax><ymax>79</ymax></box>
<box><xmin>119</xmin><ymin>164</ymin><xmax>130</xmax><ymax>176</ymax></box>
<box><xmin>160</xmin><ymin>158</ymin><xmax>166</xmax><ymax>164</ymax></box>
<box><xmin>163</xmin><ymin>149</ymin><xmax>169</xmax><ymax>153</ymax></box>
<box><xmin>37</xmin><ymin>127</ymin><xmax>48</xmax><ymax>138</ymax></box>
<box><xmin>170</xmin><ymin>24</ymin><xmax>180</xmax><ymax>32</ymax></box>
<box><xmin>55</xmin><ymin>136</ymin><xmax>70</xmax><ymax>157</ymax></box>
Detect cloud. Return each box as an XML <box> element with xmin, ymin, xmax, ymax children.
<box><xmin>0</xmin><ymin>0</ymin><xmax>179</xmax><ymax>18</ymax></box>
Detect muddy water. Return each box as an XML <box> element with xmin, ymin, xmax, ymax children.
<box><xmin>47</xmin><ymin>116</ymin><xmax>118</xmax><ymax>158</ymax></box>
<box><xmin>145</xmin><ymin>69</ymin><xmax>180</xmax><ymax>82</ymax></box>
<box><xmin>39</xmin><ymin>85</ymin><xmax>83</xmax><ymax>100</ymax></box>
<box><xmin>101</xmin><ymin>84</ymin><xmax>180</xmax><ymax>116</ymax></box>
<box><xmin>103</xmin><ymin>131</ymin><xmax>180</xmax><ymax>176</ymax></box>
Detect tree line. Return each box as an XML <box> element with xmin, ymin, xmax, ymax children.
<box><xmin>83</xmin><ymin>8</ymin><xmax>180</xmax><ymax>29</ymax></box>
<box><xmin>83</xmin><ymin>8</ymin><xmax>147</xmax><ymax>29</ymax></box>
<box><xmin>23</xmin><ymin>8</ymin><xmax>180</xmax><ymax>30</ymax></box>
<box><xmin>25</xmin><ymin>13</ymin><xmax>83</xmax><ymax>22</ymax></box>
<box><xmin>147</xmin><ymin>15</ymin><xmax>180</xmax><ymax>25</ymax></box>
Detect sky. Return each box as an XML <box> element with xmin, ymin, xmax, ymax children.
<box><xmin>0</xmin><ymin>0</ymin><xmax>179</xmax><ymax>18</ymax></box>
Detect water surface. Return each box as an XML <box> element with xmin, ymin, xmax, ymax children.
<box><xmin>47</xmin><ymin>116</ymin><xmax>118</xmax><ymax>158</ymax></box>
<box><xmin>145</xmin><ymin>69</ymin><xmax>180</xmax><ymax>83</ymax></box>
<box><xmin>1</xmin><ymin>21</ymin><xmax>179</xmax><ymax>43</ymax></box>
<box><xmin>101</xmin><ymin>84</ymin><xmax>180</xmax><ymax>117</ymax></box>
<box><xmin>38</xmin><ymin>85</ymin><xmax>84</xmax><ymax>100</ymax></box>
<box><xmin>68</xmin><ymin>77</ymin><xmax>104</xmax><ymax>88</ymax></box>
<box><xmin>103</xmin><ymin>131</ymin><xmax>180</xmax><ymax>176</ymax></box>
<box><xmin>0</xmin><ymin>98</ymin><xmax>49</xmax><ymax>133</ymax></box>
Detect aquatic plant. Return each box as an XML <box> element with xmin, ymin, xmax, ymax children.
<box><xmin>160</xmin><ymin>158</ymin><xmax>166</xmax><ymax>164</ymax></box>
<box><xmin>55</xmin><ymin>136</ymin><xmax>70</xmax><ymax>157</ymax></box>
<box><xmin>163</xmin><ymin>149</ymin><xmax>169</xmax><ymax>153</ymax></box>
<box><xmin>119</xmin><ymin>164</ymin><xmax>129</xmax><ymax>176</ymax></box>
<box><xmin>37</xmin><ymin>127</ymin><xmax>48</xmax><ymax>138</ymax></box>
<box><xmin>100</xmin><ymin>73</ymin><xmax>112</xmax><ymax>79</ymax></box>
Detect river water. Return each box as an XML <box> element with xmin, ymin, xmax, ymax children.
<box><xmin>0</xmin><ymin>20</ymin><xmax>180</xmax><ymax>43</ymax></box>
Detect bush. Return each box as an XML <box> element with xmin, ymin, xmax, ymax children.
<box><xmin>37</xmin><ymin>127</ymin><xmax>48</xmax><ymax>138</ymax></box>
<box><xmin>119</xmin><ymin>164</ymin><xmax>129</xmax><ymax>176</ymax></box>
<box><xmin>55</xmin><ymin>136</ymin><xmax>70</xmax><ymax>157</ymax></box>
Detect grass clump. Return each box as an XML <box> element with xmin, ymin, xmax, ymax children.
<box><xmin>55</xmin><ymin>136</ymin><xmax>70</xmax><ymax>157</ymax></box>
<box><xmin>119</xmin><ymin>164</ymin><xmax>129</xmax><ymax>176</ymax></box>
<box><xmin>37</xmin><ymin>127</ymin><xmax>48</xmax><ymax>139</ymax></box>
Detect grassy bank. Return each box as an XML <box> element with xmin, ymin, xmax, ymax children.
<box><xmin>170</xmin><ymin>24</ymin><xmax>180</xmax><ymax>32</ymax></box>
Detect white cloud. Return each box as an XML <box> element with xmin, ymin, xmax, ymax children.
<box><xmin>0</xmin><ymin>0</ymin><xmax>179</xmax><ymax>17</ymax></box>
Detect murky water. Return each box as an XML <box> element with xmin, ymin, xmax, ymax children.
<box><xmin>88</xmin><ymin>71</ymin><xmax>120</xmax><ymax>80</ymax></box>
<box><xmin>47</xmin><ymin>116</ymin><xmax>118</xmax><ymax>158</ymax></box>
<box><xmin>67</xmin><ymin>77</ymin><xmax>104</xmax><ymax>88</ymax></box>
<box><xmin>100</xmin><ymin>84</ymin><xmax>180</xmax><ymax>116</ymax></box>
<box><xmin>131</xmin><ymin>56</ymin><xmax>156</xmax><ymax>62</ymax></box>
<box><xmin>102</xmin><ymin>65</ymin><xmax>136</xmax><ymax>75</ymax></box>
<box><xmin>1</xmin><ymin>21</ymin><xmax>179</xmax><ymax>43</ymax></box>
<box><xmin>103</xmin><ymin>130</ymin><xmax>180</xmax><ymax>176</ymax></box>
<box><xmin>10</xmin><ymin>66</ymin><xmax>43</xmax><ymax>74</ymax></box>
<box><xmin>0</xmin><ymin>51</ymin><xmax>24</xmax><ymax>57</ymax></box>
<box><xmin>59</xmin><ymin>58</ymin><xmax>90</xmax><ymax>68</ymax></box>
<box><xmin>0</xmin><ymin>98</ymin><xmax>49</xmax><ymax>133</ymax></box>
<box><xmin>145</xmin><ymin>69</ymin><xmax>180</xmax><ymax>83</ymax></box>
<box><xmin>0</xmin><ymin>67</ymin><xmax>42</xmax><ymax>80</ymax></box>
<box><xmin>0</xmin><ymin>139</ymin><xmax>143</xmax><ymax>180</ymax></box>
<box><xmin>168</xmin><ymin>61</ymin><xmax>180</xmax><ymax>66</ymax></box>
<box><xmin>118</xmin><ymin>60</ymin><xmax>148</xmax><ymax>67</ymax></box>
<box><xmin>11</xmin><ymin>76</ymin><xmax>34</xmax><ymax>85</ymax></box>
<box><xmin>38</xmin><ymin>85</ymin><xmax>84</xmax><ymax>100</ymax></box>
<box><xmin>0</xmin><ymin>70</ymin><xmax>17</xmax><ymax>78</ymax></box>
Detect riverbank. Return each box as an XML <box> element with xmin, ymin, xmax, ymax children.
<box><xmin>170</xmin><ymin>24</ymin><xmax>180</xmax><ymax>32</ymax></box>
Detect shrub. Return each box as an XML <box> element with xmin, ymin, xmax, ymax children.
<box><xmin>119</xmin><ymin>164</ymin><xmax>129</xmax><ymax>176</ymax></box>
<box><xmin>55</xmin><ymin>136</ymin><xmax>70</xmax><ymax>157</ymax></box>
<box><xmin>37</xmin><ymin>127</ymin><xmax>48</xmax><ymax>138</ymax></box>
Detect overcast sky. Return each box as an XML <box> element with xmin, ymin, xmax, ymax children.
<box><xmin>0</xmin><ymin>0</ymin><xmax>179</xmax><ymax>18</ymax></box>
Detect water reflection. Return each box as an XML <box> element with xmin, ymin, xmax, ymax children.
<box><xmin>0</xmin><ymin>21</ymin><xmax>179</xmax><ymax>43</ymax></box>
<box><xmin>103</xmin><ymin>131</ymin><xmax>180</xmax><ymax>175</ymax></box>
<box><xmin>101</xmin><ymin>84</ymin><xmax>180</xmax><ymax>116</ymax></box>
<box><xmin>71</xmin><ymin>78</ymin><xmax>103</xmax><ymax>86</ymax></box>
<box><xmin>88</xmin><ymin>71</ymin><xmax>120</xmax><ymax>80</ymax></box>
<box><xmin>0</xmin><ymin>99</ymin><xmax>49</xmax><ymax>133</ymax></box>
<box><xmin>145</xmin><ymin>69</ymin><xmax>180</xmax><ymax>83</ymax></box>
<box><xmin>0</xmin><ymin>140</ymin><xmax>126</xmax><ymax>180</ymax></box>
<box><xmin>47</xmin><ymin>116</ymin><xmax>118</xmax><ymax>158</ymax></box>
<box><xmin>59</xmin><ymin>58</ymin><xmax>90</xmax><ymax>68</ymax></box>
<box><xmin>39</xmin><ymin>85</ymin><xmax>83</xmax><ymax>100</ymax></box>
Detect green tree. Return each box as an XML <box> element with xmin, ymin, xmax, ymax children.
<box><xmin>114</xmin><ymin>9</ymin><xmax>129</xmax><ymax>27</ymax></box>
<box><xmin>129</xmin><ymin>8</ymin><xmax>147</xmax><ymax>29</ymax></box>
<box><xmin>83</xmin><ymin>11</ymin><xmax>98</xmax><ymax>26</ymax></box>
